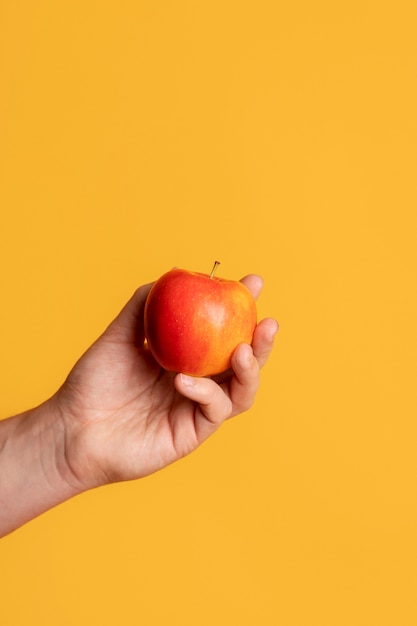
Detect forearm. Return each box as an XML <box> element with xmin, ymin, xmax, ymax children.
<box><xmin>0</xmin><ymin>396</ymin><xmax>82</xmax><ymax>538</ymax></box>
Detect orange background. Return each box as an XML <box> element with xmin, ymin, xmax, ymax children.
<box><xmin>1</xmin><ymin>1</ymin><xmax>417</xmax><ymax>624</ymax></box>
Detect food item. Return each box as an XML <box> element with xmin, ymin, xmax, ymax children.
<box><xmin>144</xmin><ymin>262</ymin><xmax>257</xmax><ymax>377</ymax></box>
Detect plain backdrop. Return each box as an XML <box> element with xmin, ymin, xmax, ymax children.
<box><xmin>1</xmin><ymin>1</ymin><xmax>417</xmax><ymax>625</ymax></box>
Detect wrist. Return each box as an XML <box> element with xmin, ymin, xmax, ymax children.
<box><xmin>53</xmin><ymin>383</ymin><xmax>113</xmax><ymax>492</ymax></box>
<box><xmin>0</xmin><ymin>396</ymin><xmax>84</xmax><ymax>537</ymax></box>
<box><xmin>35</xmin><ymin>393</ymin><xmax>87</xmax><ymax>496</ymax></box>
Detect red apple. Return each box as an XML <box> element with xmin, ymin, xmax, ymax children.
<box><xmin>144</xmin><ymin>262</ymin><xmax>257</xmax><ymax>377</ymax></box>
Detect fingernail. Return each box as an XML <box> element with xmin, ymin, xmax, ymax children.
<box><xmin>180</xmin><ymin>373</ymin><xmax>197</xmax><ymax>387</ymax></box>
<box><xmin>271</xmin><ymin>320</ymin><xmax>279</xmax><ymax>338</ymax></box>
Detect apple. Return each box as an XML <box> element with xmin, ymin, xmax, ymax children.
<box><xmin>144</xmin><ymin>262</ymin><xmax>257</xmax><ymax>377</ymax></box>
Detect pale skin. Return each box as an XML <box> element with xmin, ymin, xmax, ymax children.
<box><xmin>0</xmin><ymin>275</ymin><xmax>278</xmax><ymax>537</ymax></box>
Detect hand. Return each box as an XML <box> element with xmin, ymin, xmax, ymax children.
<box><xmin>56</xmin><ymin>275</ymin><xmax>278</xmax><ymax>491</ymax></box>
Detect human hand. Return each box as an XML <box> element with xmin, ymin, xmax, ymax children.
<box><xmin>56</xmin><ymin>274</ymin><xmax>278</xmax><ymax>492</ymax></box>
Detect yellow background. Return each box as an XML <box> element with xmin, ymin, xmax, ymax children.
<box><xmin>1</xmin><ymin>1</ymin><xmax>416</xmax><ymax>624</ymax></box>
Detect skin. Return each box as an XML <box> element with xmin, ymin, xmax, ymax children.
<box><xmin>0</xmin><ymin>274</ymin><xmax>278</xmax><ymax>537</ymax></box>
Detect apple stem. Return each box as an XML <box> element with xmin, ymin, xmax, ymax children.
<box><xmin>209</xmin><ymin>260</ymin><xmax>221</xmax><ymax>279</ymax></box>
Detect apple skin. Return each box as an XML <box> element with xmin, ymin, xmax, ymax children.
<box><xmin>144</xmin><ymin>268</ymin><xmax>257</xmax><ymax>377</ymax></box>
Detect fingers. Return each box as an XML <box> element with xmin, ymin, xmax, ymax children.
<box><xmin>175</xmin><ymin>342</ymin><xmax>262</xmax><ymax>423</ymax></box>
<box><xmin>239</xmin><ymin>274</ymin><xmax>279</xmax><ymax>366</ymax></box>
<box><xmin>251</xmin><ymin>318</ymin><xmax>279</xmax><ymax>369</ymax></box>
<box><xmin>174</xmin><ymin>335</ymin><xmax>270</xmax><ymax>442</ymax></box>
<box><xmin>239</xmin><ymin>274</ymin><xmax>278</xmax><ymax>366</ymax></box>
<box><xmin>175</xmin><ymin>374</ymin><xmax>233</xmax><ymax>425</ymax></box>
<box><xmin>227</xmin><ymin>343</ymin><xmax>261</xmax><ymax>415</ymax></box>
<box><xmin>174</xmin><ymin>373</ymin><xmax>233</xmax><ymax>442</ymax></box>
<box><xmin>240</xmin><ymin>274</ymin><xmax>263</xmax><ymax>301</ymax></box>
<box><xmin>224</xmin><ymin>320</ymin><xmax>278</xmax><ymax>414</ymax></box>
<box><xmin>104</xmin><ymin>282</ymin><xmax>154</xmax><ymax>345</ymax></box>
